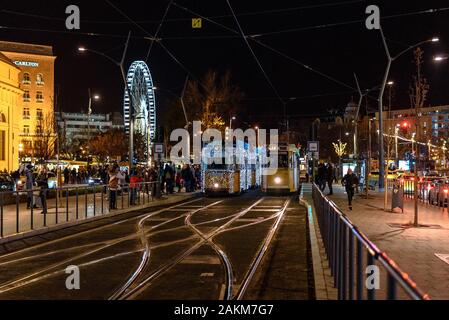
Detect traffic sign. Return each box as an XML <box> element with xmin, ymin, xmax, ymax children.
<box><xmin>308</xmin><ymin>141</ymin><xmax>319</xmax><ymax>152</ymax></box>
<box><xmin>154</xmin><ymin>143</ymin><xmax>164</xmax><ymax>154</ymax></box>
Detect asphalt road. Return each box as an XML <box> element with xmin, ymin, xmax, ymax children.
<box><xmin>0</xmin><ymin>191</ymin><xmax>313</xmax><ymax>300</ymax></box>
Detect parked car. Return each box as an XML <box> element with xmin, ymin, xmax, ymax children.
<box><xmin>0</xmin><ymin>174</ymin><xmax>15</xmax><ymax>192</ymax></box>
<box><xmin>87</xmin><ymin>176</ymin><xmax>103</xmax><ymax>186</ymax></box>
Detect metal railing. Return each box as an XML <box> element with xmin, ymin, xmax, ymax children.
<box><xmin>312</xmin><ymin>183</ymin><xmax>430</xmax><ymax>300</ymax></box>
<box><xmin>0</xmin><ymin>182</ymin><xmax>160</xmax><ymax>239</ymax></box>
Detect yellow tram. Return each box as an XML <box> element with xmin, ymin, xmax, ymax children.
<box><xmin>202</xmin><ymin>140</ymin><xmax>257</xmax><ymax>195</ymax></box>
<box><xmin>261</xmin><ymin>142</ymin><xmax>300</xmax><ymax>194</ymax></box>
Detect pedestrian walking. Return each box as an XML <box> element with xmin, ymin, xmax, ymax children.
<box><xmin>341</xmin><ymin>169</ymin><xmax>359</xmax><ymax>211</ymax></box>
<box><xmin>25</xmin><ymin>165</ymin><xmax>36</xmax><ymax>209</ymax></box>
<box><xmin>317</xmin><ymin>163</ymin><xmax>326</xmax><ymax>191</ymax></box>
<box><xmin>327</xmin><ymin>163</ymin><xmax>335</xmax><ymax>195</ymax></box>
<box><xmin>129</xmin><ymin>169</ymin><xmax>139</xmax><ymax>205</ymax></box>
<box><xmin>108</xmin><ymin>165</ymin><xmax>120</xmax><ymax>210</ymax></box>
<box><xmin>36</xmin><ymin>168</ymin><xmax>48</xmax><ymax>214</ymax></box>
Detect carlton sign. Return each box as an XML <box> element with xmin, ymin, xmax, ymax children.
<box><xmin>14</xmin><ymin>61</ymin><xmax>39</xmax><ymax>67</ymax></box>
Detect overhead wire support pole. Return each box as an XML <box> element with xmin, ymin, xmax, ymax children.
<box><xmin>378</xmin><ymin>26</ymin><xmax>391</xmax><ymax>192</ymax></box>
<box><xmin>353</xmin><ymin>73</ymin><xmax>363</xmax><ymax>158</ymax></box>
<box><xmin>180</xmin><ymin>76</ymin><xmax>190</xmax><ymax>129</ymax></box>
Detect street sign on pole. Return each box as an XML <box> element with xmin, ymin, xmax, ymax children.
<box><xmin>154</xmin><ymin>143</ymin><xmax>164</xmax><ymax>162</ymax></box>
<box><xmin>154</xmin><ymin>144</ymin><xmax>164</xmax><ymax>154</ymax></box>
<box><xmin>308</xmin><ymin>141</ymin><xmax>319</xmax><ymax>153</ymax></box>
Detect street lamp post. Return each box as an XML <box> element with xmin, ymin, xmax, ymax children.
<box><xmin>78</xmin><ymin>31</ymin><xmax>133</xmax><ymax>167</ymax></box>
<box><xmin>87</xmin><ymin>89</ymin><xmax>100</xmax><ymax>151</ymax></box>
<box><xmin>230</xmin><ymin>116</ymin><xmax>236</xmax><ymax>130</ymax></box>
<box><xmin>377</xmin><ymin>29</ymin><xmax>438</xmax><ymax>190</ymax></box>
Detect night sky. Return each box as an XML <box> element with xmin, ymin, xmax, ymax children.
<box><xmin>1</xmin><ymin>0</ymin><xmax>449</xmax><ymax>129</ymax></box>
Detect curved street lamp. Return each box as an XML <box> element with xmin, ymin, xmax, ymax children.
<box><xmin>377</xmin><ymin>29</ymin><xmax>439</xmax><ymax>191</ymax></box>
<box><xmin>77</xmin><ymin>32</ymin><xmax>135</xmax><ymax>167</ymax></box>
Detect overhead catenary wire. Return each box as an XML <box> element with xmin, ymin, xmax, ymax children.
<box><xmin>249</xmin><ymin>7</ymin><xmax>449</xmax><ymax>38</ymax></box>
<box><xmin>0</xmin><ymin>1</ymin><xmax>365</xmax><ymax>25</ymax></box>
<box><xmin>145</xmin><ymin>0</ymin><xmax>173</xmax><ymax>62</ymax></box>
<box><xmin>171</xmin><ymin>1</ymin><xmax>357</xmax><ymax>93</ymax></box>
<box><xmin>2</xmin><ymin>5</ymin><xmax>449</xmax><ymax>42</ymax></box>
<box><xmin>225</xmin><ymin>0</ymin><xmax>284</xmax><ymax>105</ymax></box>
<box><xmin>103</xmin><ymin>0</ymin><xmax>209</xmax><ymax>93</ymax></box>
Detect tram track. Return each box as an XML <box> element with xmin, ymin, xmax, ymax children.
<box><xmin>0</xmin><ymin>194</ymin><xmax>293</xmax><ymax>300</ymax></box>
<box><xmin>117</xmin><ymin>197</ymin><xmax>292</xmax><ymax>301</ymax></box>
<box><xmin>113</xmin><ymin>198</ymin><xmax>265</xmax><ymax>300</ymax></box>
<box><xmin>0</xmin><ymin>199</ymin><xmax>217</xmax><ymax>295</ymax></box>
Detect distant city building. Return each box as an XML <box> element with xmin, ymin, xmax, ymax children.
<box><xmin>0</xmin><ymin>52</ymin><xmax>22</xmax><ymax>171</ymax></box>
<box><xmin>0</xmin><ymin>41</ymin><xmax>56</xmax><ymax>160</ymax></box>
<box><xmin>56</xmin><ymin>112</ymin><xmax>124</xmax><ymax>145</ymax></box>
<box><xmin>375</xmin><ymin>105</ymin><xmax>449</xmax><ymax>144</ymax></box>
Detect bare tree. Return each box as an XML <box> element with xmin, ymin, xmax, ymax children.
<box><xmin>34</xmin><ymin>112</ymin><xmax>56</xmax><ymax>160</ymax></box>
<box><xmin>88</xmin><ymin>129</ymin><xmax>128</xmax><ymax>164</ymax></box>
<box><xmin>184</xmin><ymin>70</ymin><xmax>243</xmax><ymax>129</ymax></box>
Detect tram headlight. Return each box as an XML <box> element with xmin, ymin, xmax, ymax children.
<box><xmin>274</xmin><ymin>177</ymin><xmax>282</xmax><ymax>185</ymax></box>
<box><xmin>214</xmin><ymin>183</ymin><xmax>220</xmax><ymax>189</ymax></box>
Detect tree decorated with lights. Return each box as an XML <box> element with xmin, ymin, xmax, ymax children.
<box><xmin>333</xmin><ymin>140</ymin><xmax>347</xmax><ymax>178</ymax></box>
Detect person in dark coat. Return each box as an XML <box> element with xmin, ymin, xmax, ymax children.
<box><xmin>36</xmin><ymin>168</ymin><xmax>49</xmax><ymax>214</ymax></box>
<box><xmin>341</xmin><ymin>169</ymin><xmax>359</xmax><ymax>210</ymax></box>
<box><xmin>317</xmin><ymin>163</ymin><xmax>327</xmax><ymax>191</ymax></box>
<box><xmin>326</xmin><ymin>163</ymin><xmax>335</xmax><ymax>195</ymax></box>
<box><xmin>25</xmin><ymin>165</ymin><xmax>35</xmax><ymax>209</ymax></box>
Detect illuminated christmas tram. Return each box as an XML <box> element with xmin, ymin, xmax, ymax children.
<box><xmin>261</xmin><ymin>142</ymin><xmax>301</xmax><ymax>194</ymax></box>
<box><xmin>201</xmin><ymin>140</ymin><xmax>258</xmax><ymax>196</ymax></box>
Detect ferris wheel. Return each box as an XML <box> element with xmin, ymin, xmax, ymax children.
<box><xmin>123</xmin><ymin>61</ymin><xmax>157</xmax><ymax>160</ymax></box>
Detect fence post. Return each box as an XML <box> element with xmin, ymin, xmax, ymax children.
<box><xmin>0</xmin><ymin>192</ymin><xmax>3</xmax><ymax>237</ymax></box>
<box><xmin>348</xmin><ymin>232</ymin><xmax>354</xmax><ymax>300</ymax></box>
<box><xmin>93</xmin><ymin>186</ymin><xmax>96</xmax><ymax>217</ymax></box>
<box><xmin>356</xmin><ymin>240</ymin><xmax>363</xmax><ymax>300</ymax></box>
<box><xmin>387</xmin><ymin>274</ymin><xmax>397</xmax><ymax>300</ymax></box>
<box><xmin>85</xmin><ymin>188</ymin><xmax>88</xmax><ymax>218</ymax></box>
<box><xmin>16</xmin><ymin>191</ymin><xmax>19</xmax><ymax>234</ymax></box>
<box><xmin>76</xmin><ymin>187</ymin><xmax>79</xmax><ymax>220</ymax></box>
<box><xmin>66</xmin><ymin>188</ymin><xmax>69</xmax><ymax>222</ymax></box>
<box><xmin>367</xmin><ymin>254</ymin><xmax>376</xmax><ymax>300</ymax></box>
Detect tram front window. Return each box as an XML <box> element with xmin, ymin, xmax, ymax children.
<box><xmin>279</xmin><ymin>154</ymin><xmax>289</xmax><ymax>168</ymax></box>
<box><xmin>208</xmin><ymin>162</ymin><xmax>227</xmax><ymax>170</ymax></box>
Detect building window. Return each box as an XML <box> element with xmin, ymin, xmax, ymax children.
<box><xmin>0</xmin><ymin>113</ymin><xmax>5</xmax><ymax>123</ymax></box>
<box><xmin>36</xmin><ymin>109</ymin><xmax>43</xmax><ymax>120</ymax></box>
<box><xmin>36</xmin><ymin>91</ymin><xmax>44</xmax><ymax>103</ymax></box>
<box><xmin>23</xmin><ymin>125</ymin><xmax>30</xmax><ymax>135</ymax></box>
<box><xmin>23</xmin><ymin>107</ymin><xmax>30</xmax><ymax>120</ymax></box>
<box><xmin>36</xmin><ymin>74</ymin><xmax>44</xmax><ymax>86</ymax></box>
<box><xmin>36</xmin><ymin>125</ymin><xmax>43</xmax><ymax>134</ymax></box>
<box><xmin>22</xmin><ymin>73</ymin><xmax>31</xmax><ymax>85</ymax></box>
<box><xmin>23</xmin><ymin>90</ymin><xmax>30</xmax><ymax>102</ymax></box>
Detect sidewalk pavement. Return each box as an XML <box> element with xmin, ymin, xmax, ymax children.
<box><xmin>322</xmin><ymin>184</ymin><xmax>449</xmax><ymax>300</ymax></box>
<box><xmin>0</xmin><ymin>189</ymin><xmax>200</xmax><ymax>243</ymax></box>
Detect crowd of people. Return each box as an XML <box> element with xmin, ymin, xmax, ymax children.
<box><xmin>10</xmin><ymin>162</ymin><xmax>203</xmax><ymax>213</ymax></box>
<box><xmin>315</xmin><ymin>162</ymin><xmax>360</xmax><ymax>211</ymax></box>
<box><xmin>316</xmin><ymin>162</ymin><xmax>336</xmax><ymax>195</ymax></box>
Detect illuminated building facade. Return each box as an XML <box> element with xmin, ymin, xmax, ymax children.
<box><xmin>0</xmin><ymin>52</ymin><xmax>22</xmax><ymax>172</ymax></box>
<box><xmin>0</xmin><ymin>41</ymin><xmax>56</xmax><ymax>161</ymax></box>
<box><xmin>56</xmin><ymin>112</ymin><xmax>124</xmax><ymax>145</ymax></box>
